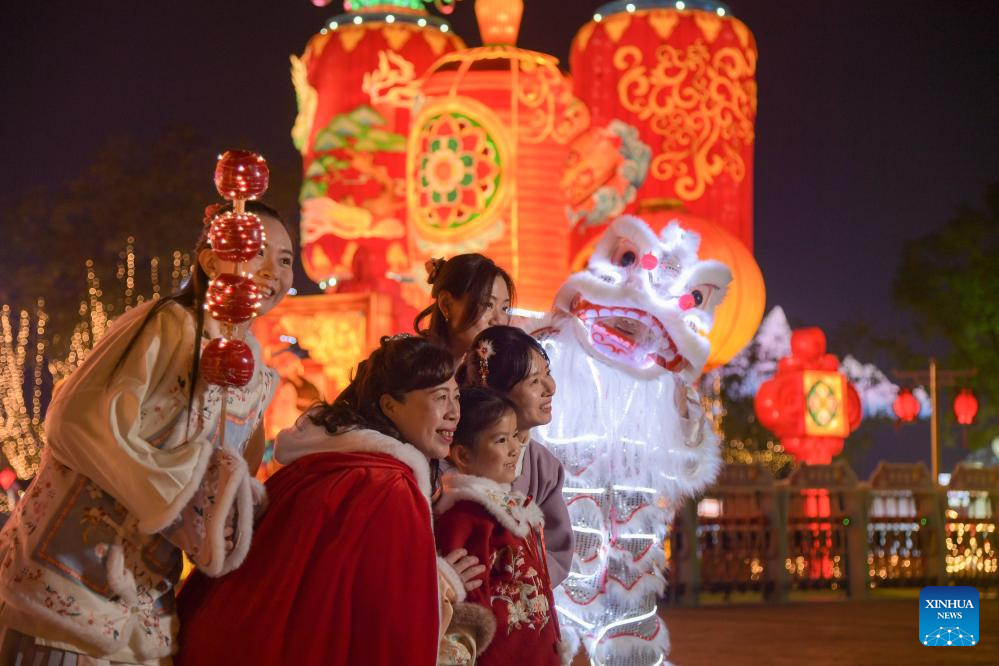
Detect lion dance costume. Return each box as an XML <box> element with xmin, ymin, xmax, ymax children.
<box><xmin>535</xmin><ymin>215</ymin><xmax>732</xmax><ymax>665</ymax></box>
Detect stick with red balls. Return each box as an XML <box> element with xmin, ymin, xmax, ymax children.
<box><xmin>200</xmin><ymin>150</ymin><xmax>270</xmax><ymax>391</ymax></box>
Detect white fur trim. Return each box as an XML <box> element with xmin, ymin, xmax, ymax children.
<box><xmin>191</xmin><ymin>448</ymin><xmax>254</xmax><ymax>577</ymax></box>
<box><xmin>437</xmin><ymin>556</ymin><xmax>467</xmax><ymax>603</ymax></box>
<box><xmin>559</xmin><ymin>628</ymin><xmax>581</xmax><ymax>665</ymax></box>
<box><xmin>558</xmin><ymin>638</ymin><xmax>576</xmax><ymax>666</ymax></box>
<box><xmin>435</xmin><ymin>473</ymin><xmax>544</xmax><ymax>537</ymax></box>
<box><xmin>605</xmin><ymin>570</ymin><xmax>667</xmax><ymax>607</ymax></box>
<box><xmin>105</xmin><ymin>539</ymin><xmax>138</xmax><ymax>605</ymax></box>
<box><xmin>276</xmin><ymin>425</ymin><xmax>432</xmax><ymax>499</ymax></box>
<box><xmin>452</xmin><ymin>602</ymin><xmax>498</xmax><ymax>653</ymax></box>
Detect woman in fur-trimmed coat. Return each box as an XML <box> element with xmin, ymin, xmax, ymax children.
<box><xmin>176</xmin><ymin>335</ymin><xmax>494</xmax><ymax>666</ymax></box>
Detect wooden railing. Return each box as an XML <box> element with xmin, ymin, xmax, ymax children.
<box><xmin>666</xmin><ymin>462</ymin><xmax>999</xmax><ymax>605</ymax></box>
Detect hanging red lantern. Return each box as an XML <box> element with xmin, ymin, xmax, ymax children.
<box><xmin>209</xmin><ymin>211</ymin><xmax>265</xmax><ymax>263</ymax></box>
<box><xmin>405</xmin><ymin>0</ymin><xmax>589</xmax><ymax>312</ymax></box>
<box><xmin>214</xmin><ymin>150</ymin><xmax>270</xmax><ymax>201</ymax></box>
<box><xmin>206</xmin><ymin>274</ymin><xmax>261</xmax><ymax>324</ymax></box>
<box><xmin>201</xmin><ymin>338</ymin><xmax>256</xmax><ymax>388</ymax></box>
<box><xmin>293</xmin><ymin>1</ymin><xmax>466</xmax><ymax>332</ymax></box>
<box><xmin>892</xmin><ymin>387</ymin><xmax>920</xmax><ymax>423</ymax></box>
<box><xmin>953</xmin><ymin>388</ymin><xmax>979</xmax><ymax>425</ymax></box>
<box><xmin>754</xmin><ymin>327</ymin><xmax>863</xmax><ymax>465</ymax></box>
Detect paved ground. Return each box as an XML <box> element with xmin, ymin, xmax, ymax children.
<box><xmin>570</xmin><ymin>597</ymin><xmax>998</xmax><ymax>665</ymax></box>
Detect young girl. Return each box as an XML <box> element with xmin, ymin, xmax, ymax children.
<box><xmin>0</xmin><ymin>201</ymin><xmax>295</xmax><ymax>665</ymax></box>
<box><xmin>415</xmin><ymin>253</ymin><xmax>514</xmax><ymax>361</ymax></box>
<box><xmin>176</xmin><ymin>335</ymin><xmax>490</xmax><ymax>666</ymax></box>
<box><xmin>460</xmin><ymin>326</ymin><xmax>573</xmax><ymax>587</ymax></box>
<box><xmin>436</xmin><ymin>387</ymin><xmax>567</xmax><ymax>666</ymax></box>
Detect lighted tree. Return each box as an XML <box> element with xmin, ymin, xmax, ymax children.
<box><xmin>0</xmin><ymin>302</ymin><xmax>47</xmax><ymax>481</ymax></box>
<box><xmin>0</xmin><ymin>126</ymin><xmax>300</xmax><ymax>356</ymax></box>
<box><xmin>893</xmin><ymin>183</ymin><xmax>999</xmax><ymax>449</ymax></box>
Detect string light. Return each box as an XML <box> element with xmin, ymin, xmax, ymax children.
<box><xmin>151</xmin><ymin>257</ymin><xmax>161</xmax><ymax>300</ymax></box>
<box><xmin>2</xmin><ymin>244</ymin><xmax>188</xmax><ymax>485</ymax></box>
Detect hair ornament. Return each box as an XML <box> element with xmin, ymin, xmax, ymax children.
<box><xmin>425</xmin><ymin>257</ymin><xmax>446</xmax><ymax>285</ymax></box>
<box><xmin>203</xmin><ymin>203</ymin><xmax>225</xmax><ymax>226</ymax></box>
<box><xmin>475</xmin><ymin>339</ymin><xmax>495</xmax><ymax>386</ymax></box>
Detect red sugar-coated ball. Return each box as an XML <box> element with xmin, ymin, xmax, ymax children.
<box><xmin>209</xmin><ymin>211</ymin><xmax>265</xmax><ymax>263</ymax></box>
<box><xmin>200</xmin><ymin>338</ymin><xmax>255</xmax><ymax>387</ymax></box>
<box><xmin>206</xmin><ymin>274</ymin><xmax>260</xmax><ymax>324</ymax></box>
<box><xmin>214</xmin><ymin>150</ymin><xmax>269</xmax><ymax>201</ymax></box>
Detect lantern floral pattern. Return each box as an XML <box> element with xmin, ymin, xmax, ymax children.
<box><xmin>413</xmin><ymin>111</ymin><xmax>504</xmax><ymax>233</ymax></box>
<box><xmin>614</xmin><ymin>39</ymin><xmax>756</xmax><ymax>202</ymax></box>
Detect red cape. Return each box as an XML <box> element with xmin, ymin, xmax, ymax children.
<box><xmin>176</xmin><ymin>451</ymin><xmax>440</xmax><ymax>666</ymax></box>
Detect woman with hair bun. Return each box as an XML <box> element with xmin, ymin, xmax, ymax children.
<box><xmin>415</xmin><ymin>254</ymin><xmax>515</xmax><ymax>360</ymax></box>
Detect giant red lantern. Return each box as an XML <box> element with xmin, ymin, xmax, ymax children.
<box><xmin>292</xmin><ymin>1</ymin><xmax>465</xmax><ymax>329</ymax></box>
<box><xmin>405</xmin><ymin>0</ymin><xmax>590</xmax><ymax>311</ymax></box>
<box><xmin>755</xmin><ymin>328</ymin><xmax>862</xmax><ymax>465</ymax></box>
<box><xmin>569</xmin><ymin>0</ymin><xmax>757</xmax><ymax>252</ymax></box>
<box><xmin>892</xmin><ymin>387</ymin><xmax>920</xmax><ymax>423</ymax></box>
<box><xmin>953</xmin><ymin>388</ymin><xmax>979</xmax><ymax>426</ymax></box>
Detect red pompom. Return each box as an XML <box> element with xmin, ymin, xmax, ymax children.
<box><xmin>200</xmin><ymin>338</ymin><xmax>255</xmax><ymax>387</ymax></box>
<box><xmin>214</xmin><ymin>150</ymin><xmax>269</xmax><ymax>201</ymax></box>
<box><xmin>209</xmin><ymin>211</ymin><xmax>265</xmax><ymax>263</ymax></box>
<box><xmin>206</xmin><ymin>274</ymin><xmax>260</xmax><ymax>324</ymax></box>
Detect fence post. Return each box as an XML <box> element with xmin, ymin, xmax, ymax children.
<box><xmin>766</xmin><ymin>480</ymin><xmax>790</xmax><ymax>602</ymax></box>
<box><xmin>846</xmin><ymin>481</ymin><xmax>869</xmax><ymax>599</ymax></box>
<box><xmin>673</xmin><ymin>498</ymin><xmax>700</xmax><ymax>607</ymax></box>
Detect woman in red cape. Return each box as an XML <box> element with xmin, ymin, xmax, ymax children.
<box><xmin>176</xmin><ymin>335</ymin><xmax>486</xmax><ymax>665</ymax></box>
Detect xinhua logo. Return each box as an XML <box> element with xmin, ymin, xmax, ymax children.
<box><xmin>919</xmin><ymin>586</ymin><xmax>979</xmax><ymax>647</ymax></box>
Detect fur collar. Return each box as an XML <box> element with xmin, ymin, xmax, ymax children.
<box><xmin>435</xmin><ymin>473</ymin><xmax>544</xmax><ymax>537</ymax></box>
<box><xmin>275</xmin><ymin>423</ymin><xmax>432</xmax><ymax>499</ymax></box>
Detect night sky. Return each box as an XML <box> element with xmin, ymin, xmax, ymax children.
<box><xmin>2</xmin><ymin>1</ymin><xmax>997</xmax><ymax>471</ymax></box>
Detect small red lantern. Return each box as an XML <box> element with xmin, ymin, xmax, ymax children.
<box><xmin>754</xmin><ymin>327</ymin><xmax>862</xmax><ymax>465</ymax></box>
<box><xmin>200</xmin><ymin>338</ymin><xmax>255</xmax><ymax>388</ymax></box>
<box><xmin>953</xmin><ymin>388</ymin><xmax>979</xmax><ymax>426</ymax></box>
<box><xmin>209</xmin><ymin>211</ymin><xmax>265</xmax><ymax>263</ymax></box>
<box><xmin>214</xmin><ymin>150</ymin><xmax>270</xmax><ymax>201</ymax></box>
<box><xmin>0</xmin><ymin>467</ymin><xmax>16</xmax><ymax>491</ymax></box>
<box><xmin>893</xmin><ymin>388</ymin><xmax>920</xmax><ymax>423</ymax></box>
<box><xmin>206</xmin><ymin>274</ymin><xmax>260</xmax><ymax>324</ymax></box>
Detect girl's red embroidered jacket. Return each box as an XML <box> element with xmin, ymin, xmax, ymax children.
<box><xmin>434</xmin><ymin>473</ymin><xmax>568</xmax><ymax>666</ymax></box>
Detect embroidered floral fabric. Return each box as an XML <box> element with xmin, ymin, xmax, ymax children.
<box><xmin>434</xmin><ymin>475</ymin><xmax>563</xmax><ymax>666</ymax></box>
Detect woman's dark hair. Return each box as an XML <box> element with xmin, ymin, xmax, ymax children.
<box><xmin>413</xmin><ymin>253</ymin><xmax>515</xmax><ymax>348</ymax></box>
<box><xmin>308</xmin><ymin>334</ymin><xmax>457</xmax><ymax>441</ymax></box>
<box><xmin>110</xmin><ymin>201</ymin><xmax>294</xmax><ymax>412</ymax></box>
<box><xmin>453</xmin><ymin>387</ymin><xmax>518</xmax><ymax>453</ymax></box>
<box><xmin>458</xmin><ymin>325</ymin><xmax>550</xmax><ymax>394</ymax></box>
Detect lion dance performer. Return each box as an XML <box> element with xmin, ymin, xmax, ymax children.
<box><xmin>535</xmin><ymin>215</ymin><xmax>732</xmax><ymax>665</ymax></box>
